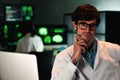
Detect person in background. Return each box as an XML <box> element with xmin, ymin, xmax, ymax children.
<box><xmin>16</xmin><ymin>21</ymin><xmax>44</xmax><ymax>53</ymax></box>
<box><xmin>51</xmin><ymin>4</ymin><xmax>120</xmax><ymax>80</ymax></box>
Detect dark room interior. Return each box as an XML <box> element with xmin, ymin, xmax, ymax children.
<box><xmin>0</xmin><ymin>0</ymin><xmax>120</xmax><ymax>80</ymax></box>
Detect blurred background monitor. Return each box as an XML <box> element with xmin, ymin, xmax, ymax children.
<box><xmin>4</xmin><ymin>4</ymin><xmax>34</xmax><ymax>22</ymax></box>
<box><xmin>35</xmin><ymin>24</ymin><xmax>68</xmax><ymax>50</ymax></box>
<box><xmin>0</xmin><ymin>22</ymin><xmax>22</xmax><ymax>42</ymax></box>
<box><xmin>0</xmin><ymin>22</ymin><xmax>23</xmax><ymax>51</ymax></box>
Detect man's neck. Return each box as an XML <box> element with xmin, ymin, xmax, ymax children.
<box><xmin>87</xmin><ymin>38</ymin><xmax>95</xmax><ymax>50</ymax></box>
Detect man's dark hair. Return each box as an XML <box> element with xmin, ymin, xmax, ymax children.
<box><xmin>71</xmin><ymin>4</ymin><xmax>101</xmax><ymax>26</ymax></box>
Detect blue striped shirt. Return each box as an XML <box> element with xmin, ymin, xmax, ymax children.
<box><xmin>83</xmin><ymin>40</ymin><xmax>97</xmax><ymax>69</ymax></box>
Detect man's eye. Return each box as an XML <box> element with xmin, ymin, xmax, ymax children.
<box><xmin>81</xmin><ymin>23</ymin><xmax>87</xmax><ymax>26</ymax></box>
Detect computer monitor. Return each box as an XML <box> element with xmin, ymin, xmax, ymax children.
<box><xmin>4</xmin><ymin>4</ymin><xmax>34</xmax><ymax>22</ymax></box>
<box><xmin>0</xmin><ymin>22</ymin><xmax>23</xmax><ymax>51</ymax></box>
<box><xmin>35</xmin><ymin>24</ymin><xmax>68</xmax><ymax>50</ymax></box>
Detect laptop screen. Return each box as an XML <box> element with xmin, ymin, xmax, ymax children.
<box><xmin>0</xmin><ymin>51</ymin><xmax>39</xmax><ymax>80</ymax></box>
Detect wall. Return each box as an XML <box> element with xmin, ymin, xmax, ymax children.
<box><xmin>1</xmin><ymin>0</ymin><xmax>120</xmax><ymax>24</ymax></box>
<box><xmin>33</xmin><ymin>0</ymin><xmax>120</xmax><ymax>25</ymax></box>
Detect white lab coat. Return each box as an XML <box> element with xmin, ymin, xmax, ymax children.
<box><xmin>16</xmin><ymin>33</ymin><xmax>44</xmax><ymax>53</ymax></box>
<box><xmin>51</xmin><ymin>39</ymin><xmax>120</xmax><ymax>80</ymax></box>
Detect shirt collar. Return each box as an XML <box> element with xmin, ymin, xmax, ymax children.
<box><xmin>90</xmin><ymin>39</ymin><xmax>97</xmax><ymax>53</ymax></box>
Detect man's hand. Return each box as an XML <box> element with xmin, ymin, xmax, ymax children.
<box><xmin>72</xmin><ymin>35</ymin><xmax>88</xmax><ymax>65</ymax></box>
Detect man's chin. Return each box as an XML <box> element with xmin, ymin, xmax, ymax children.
<box><xmin>83</xmin><ymin>38</ymin><xmax>89</xmax><ymax>43</ymax></box>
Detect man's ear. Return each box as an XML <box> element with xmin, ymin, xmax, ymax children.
<box><xmin>72</xmin><ymin>21</ymin><xmax>77</xmax><ymax>30</ymax></box>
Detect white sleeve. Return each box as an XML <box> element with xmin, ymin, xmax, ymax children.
<box><xmin>34</xmin><ymin>36</ymin><xmax>44</xmax><ymax>52</ymax></box>
<box><xmin>114</xmin><ymin>44</ymin><xmax>120</xmax><ymax>61</ymax></box>
<box><xmin>51</xmin><ymin>53</ymin><xmax>77</xmax><ymax>80</ymax></box>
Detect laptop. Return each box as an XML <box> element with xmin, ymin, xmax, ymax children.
<box><xmin>0</xmin><ymin>51</ymin><xmax>39</xmax><ymax>80</ymax></box>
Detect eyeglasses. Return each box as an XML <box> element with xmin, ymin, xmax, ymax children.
<box><xmin>77</xmin><ymin>22</ymin><xmax>96</xmax><ymax>30</ymax></box>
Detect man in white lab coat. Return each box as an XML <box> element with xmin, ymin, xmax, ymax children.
<box><xmin>51</xmin><ymin>4</ymin><xmax>120</xmax><ymax>80</ymax></box>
